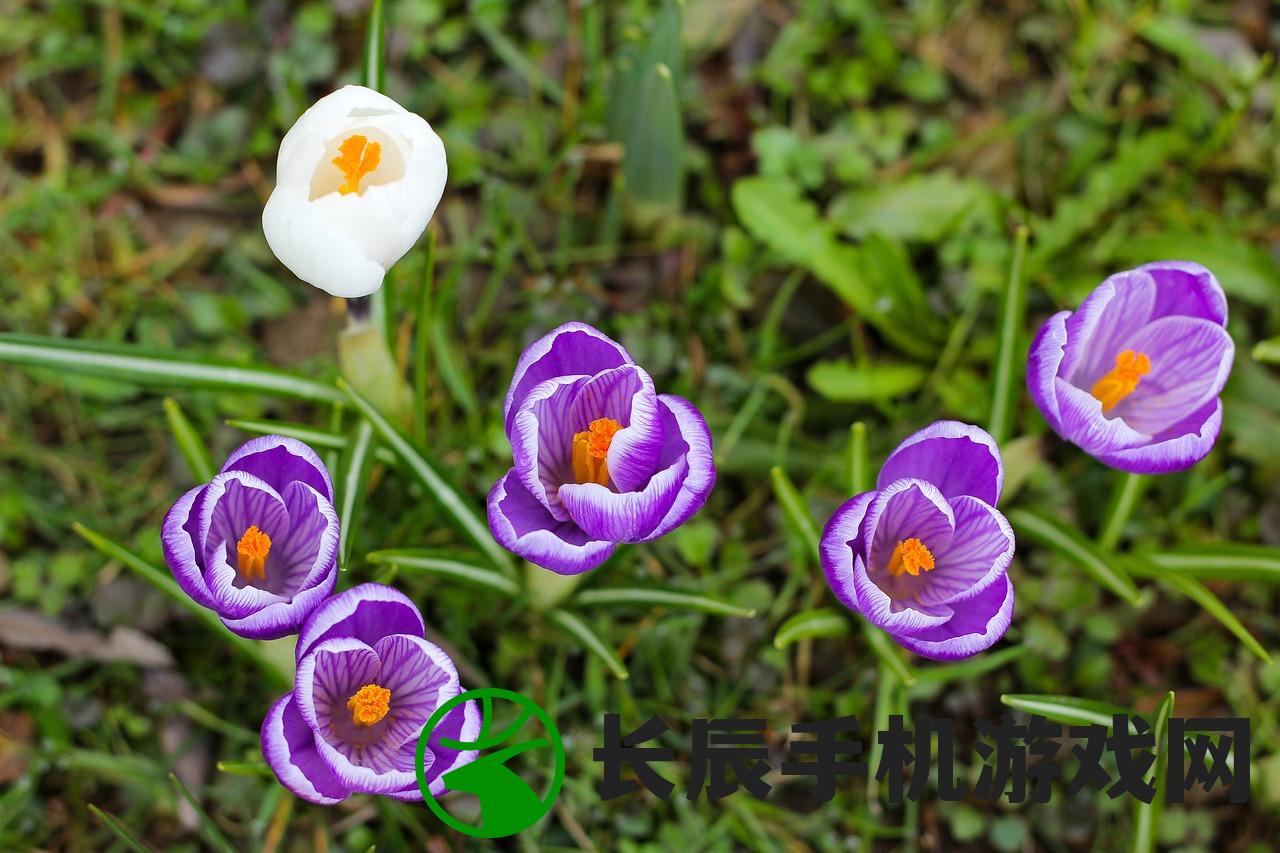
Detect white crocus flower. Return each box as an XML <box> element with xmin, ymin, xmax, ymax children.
<box><xmin>262</xmin><ymin>85</ymin><xmax>446</xmax><ymax>298</ymax></box>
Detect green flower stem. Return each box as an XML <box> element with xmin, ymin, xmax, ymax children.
<box><xmin>525</xmin><ymin>562</ymin><xmax>585</xmax><ymax>611</ymax></box>
<box><xmin>1098</xmin><ymin>471</ymin><xmax>1147</xmax><ymax>551</ymax></box>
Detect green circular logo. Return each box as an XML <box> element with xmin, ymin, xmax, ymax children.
<box><xmin>415</xmin><ymin>688</ymin><xmax>565</xmax><ymax>839</ymax></box>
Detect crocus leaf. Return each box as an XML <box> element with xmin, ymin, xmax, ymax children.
<box><xmin>623</xmin><ymin>62</ymin><xmax>684</xmax><ymax>226</ymax></box>
<box><xmin>169</xmin><ymin>773</ymin><xmax>237</xmax><ymax>853</ymax></box>
<box><xmin>988</xmin><ymin>226</ymin><xmax>1030</xmax><ymax>446</ymax></box>
<box><xmin>363</xmin><ymin>0</ymin><xmax>385</xmax><ymax>91</ymax></box>
<box><xmin>773</xmin><ymin>608</ymin><xmax>850</xmax><ymax>649</ymax></box>
<box><xmin>1138</xmin><ymin>544</ymin><xmax>1280</xmax><ymax>583</ymax></box>
<box><xmin>548</xmin><ymin>609</ymin><xmax>629</xmax><ymax>679</ymax></box>
<box><xmin>1007</xmin><ymin>508</ymin><xmax>1144</xmax><ymax>605</ymax></box>
<box><xmin>339</xmin><ymin>379</ymin><xmax>513</xmax><ymax>573</ymax></box>
<box><xmin>72</xmin><ymin>523</ymin><xmax>290</xmax><ymax>688</ymax></box>
<box><xmin>335</xmin><ymin>420</ymin><xmax>376</xmax><ymax>571</ymax></box>
<box><xmin>1132</xmin><ymin>691</ymin><xmax>1175</xmax><ymax>853</ymax></box>
<box><xmin>769</xmin><ymin>465</ymin><xmax>821</xmax><ymax>565</ymax></box>
<box><xmin>574</xmin><ymin>588</ymin><xmax>755</xmax><ymax>618</ymax></box>
<box><xmin>0</xmin><ymin>333</ymin><xmax>343</xmax><ymax>403</ymax></box>
<box><xmin>366</xmin><ymin>549</ymin><xmax>521</xmax><ymax>598</ymax></box>
<box><xmin>862</xmin><ymin>621</ymin><xmax>917</xmax><ymax>686</ymax></box>
<box><xmin>1000</xmin><ymin>694</ymin><xmax>1138</xmax><ymax>731</ymax></box>
<box><xmin>163</xmin><ymin>397</ymin><xmax>215</xmax><ymax>482</ymax></box>
<box><xmin>88</xmin><ymin>805</ymin><xmax>152</xmax><ymax>853</ymax></box>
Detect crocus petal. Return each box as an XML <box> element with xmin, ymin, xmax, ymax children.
<box><xmin>1027</xmin><ymin>310</ymin><xmax>1071</xmax><ymax>430</ymax></box>
<box><xmin>1108</xmin><ymin>316</ymin><xmax>1234</xmax><ymax>436</ymax></box>
<box><xmin>295</xmin><ymin>637</ymin><xmax>382</xmax><ymax>734</ymax></box>
<box><xmin>819</xmin><ymin>491</ymin><xmax>876</xmax><ymax>612</ymax></box>
<box><xmin>297</xmin><ymin>583</ymin><xmax>425</xmax><ymax>661</ymax></box>
<box><xmin>1052</xmin><ymin>379</ymin><xmax>1151</xmax><ymax>455</ymax></box>
<box><xmin>1096</xmin><ymin>399</ymin><xmax>1223</xmax><ymax>474</ymax></box>
<box><xmin>638</xmin><ymin>395</ymin><xmax>717</xmax><ymax>541</ymax></box>
<box><xmin>921</xmin><ymin>496</ymin><xmax>1014</xmax><ymax>606</ymax></box>
<box><xmin>558</xmin><ymin>453</ymin><xmax>688</xmax><ymax>543</ymax></box>
<box><xmin>262</xmin><ymin>189</ymin><xmax>387</xmax><ymax>297</ymax></box>
<box><xmin>487</xmin><ymin>469</ymin><xmax>615</xmax><ymax>574</ymax></box>
<box><xmin>893</xmin><ymin>574</ymin><xmax>1015</xmax><ymax>661</ymax></box>
<box><xmin>853</xmin><ymin>553</ymin><xmax>955</xmax><ymax>635</ymax></box>
<box><xmin>877</xmin><ymin>420</ymin><xmax>1004</xmax><ymax>505</ymax></box>
<box><xmin>421</xmin><ymin>698</ymin><xmax>482</xmax><ymax>797</ymax></box>
<box><xmin>1065</xmin><ymin>269</ymin><xmax>1157</xmax><ymax>386</ymax></box>
<box><xmin>222</xmin><ymin>435</ymin><xmax>334</xmax><ymax>503</ymax></box>
<box><xmin>503</xmin><ymin>322</ymin><xmax>633</xmax><ymax>435</ymax></box>
<box><xmin>372</xmin><ymin>634</ymin><xmax>459</xmax><ymax>748</ymax></box>
<box><xmin>567</xmin><ymin>365</ymin><xmax>663</xmax><ymax>493</ymax></box>
<box><xmin>511</xmin><ymin>375</ymin><xmax>590</xmax><ymax>522</ymax></box>
<box><xmin>1139</xmin><ymin>260</ymin><xmax>1228</xmax><ymax>326</ymax></box>
<box><xmin>161</xmin><ymin>485</ymin><xmax>217</xmax><ymax>609</ymax></box>
<box><xmin>273</xmin><ymin>481</ymin><xmax>341</xmax><ymax>596</ymax></box>
<box><xmin>261</xmin><ymin>694</ymin><xmax>351</xmax><ymax>806</ymax></box>
<box><xmin>221</xmin><ymin>575</ymin><xmax>337</xmax><ymax>640</ymax></box>
<box><xmin>863</xmin><ymin>479</ymin><xmax>955</xmax><ymax>574</ymax></box>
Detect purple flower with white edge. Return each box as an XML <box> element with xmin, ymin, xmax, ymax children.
<box><xmin>261</xmin><ymin>583</ymin><xmax>480</xmax><ymax>804</ymax></box>
<box><xmin>162</xmin><ymin>435</ymin><xmax>339</xmax><ymax>639</ymax></box>
<box><xmin>487</xmin><ymin>322</ymin><xmax>716</xmax><ymax>575</ymax></box>
<box><xmin>1027</xmin><ymin>261</ymin><xmax>1234</xmax><ymax>474</ymax></box>
<box><xmin>820</xmin><ymin>421</ymin><xmax>1015</xmax><ymax>662</ymax></box>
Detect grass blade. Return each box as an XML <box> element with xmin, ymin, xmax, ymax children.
<box><xmin>548</xmin><ymin>609</ymin><xmax>628</xmax><ymax>679</ymax></box>
<box><xmin>770</xmin><ymin>466</ymin><xmax>821</xmax><ymax>564</ymax></box>
<box><xmin>366</xmin><ymin>549</ymin><xmax>520</xmax><ymax>597</ymax></box>
<box><xmin>849</xmin><ymin>421</ymin><xmax>870</xmax><ymax>493</ymax></box>
<box><xmin>88</xmin><ymin>805</ymin><xmax>153</xmax><ymax>853</ymax></box>
<box><xmin>1008</xmin><ymin>508</ymin><xmax>1143</xmax><ymax>605</ymax></box>
<box><xmin>987</xmin><ymin>225</ymin><xmax>1029</xmax><ymax>446</ymax></box>
<box><xmin>913</xmin><ymin>645</ymin><xmax>1028</xmax><ymax>684</ymax></box>
<box><xmin>773</xmin><ymin>608</ymin><xmax>850</xmax><ymax>649</ymax></box>
<box><xmin>335</xmin><ymin>420</ymin><xmax>376</xmax><ymax>570</ymax></box>
<box><xmin>1132</xmin><ymin>691</ymin><xmax>1175</xmax><ymax>853</ymax></box>
<box><xmin>0</xmin><ymin>333</ymin><xmax>342</xmax><ymax>403</ymax></box>
<box><xmin>574</xmin><ymin>587</ymin><xmax>756</xmax><ymax>618</ymax></box>
<box><xmin>1138</xmin><ymin>544</ymin><xmax>1280</xmax><ymax>583</ymax></box>
<box><xmin>72</xmin><ymin>523</ymin><xmax>289</xmax><ymax>688</ymax></box>
<box><xmin>169</xmin><ymin>773</ymin><xmax>237</xmax><ymax>853</ymax></box>
<box><xmin>1000</xmin><ymin>694</ymin><xmax>1135</xmax><ymax>730</ymax></box>
<box><xmin>163</xmin><ymin>397</ymin><xmax>215</xmax><ymax>482</ymax></box>
<box><xmin>339</xmin><ymin>379</ymin><xmax>513</xmax><ymax>573</ymax></box>
<box><xmin>1127</xmin><ymin>561</ymin><xmax>1271</xmax><ymax>662</ymax></box>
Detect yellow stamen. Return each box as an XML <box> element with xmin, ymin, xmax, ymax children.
<box><xmin>235</xmin><ymin>526</ymin><xmax>271</xmax><ymax>582</ymax></box>
<box><xmin>887</xmin><ymin>538</ymin><xmax>935</xmax><ymax>578</ymax></box>
<box><xmin>1090</xmin><ymin>349</ymin><xmax>1151</xmax><ymax>413</ymax></box>
<box><xmin>347</xmin><ymin>684</ymin><xmax>392</xmax><ymax>727</ymax></box>
<box><xmin>333</xmin><ymin>134</ymin><xmax>381</xmax><ymax>196</ymax></box>
<box><xmin>571</xmin><ymin>417</ymin><xmax>622</xmax><ymax>486</ymax></box>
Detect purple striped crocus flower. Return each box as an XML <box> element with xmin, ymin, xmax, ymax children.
<box><xmin>487</xmin><ymin>322</ymin><xmax>716</xmax><ymax>575</ymax></box>
<box><xmin>162</xmin><ymin>436</ymin><xmax>339</xmax><ymax>639</ymax></box>
<box><xmin>1027</xmin><ymin>261</ymin><xmax>1234</xmax><ymax>473</ymax></box>
<box><xmin>820</xmin><ymin>422</ymin><xmax>1015</xmax><ymax>661</ymax></box>
<box><xmin>262</xmin><ymin>583</ymin><xmax>480</xmax><ymax>804</ymax></box>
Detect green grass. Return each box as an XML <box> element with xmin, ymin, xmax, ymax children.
<box><xmin>2</xmin><ymin>1</ymin><xmax>1280</xmax><ymax>850</ymax></box>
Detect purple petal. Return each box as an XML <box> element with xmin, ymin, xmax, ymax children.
<box><xmin>852</xmin><ymin>553</ymin><xmax>954</xmax><ymax>634</ymax></box>
<box><xmin>197</xmin><ymin>472</ymin><xmax>289</xmax><ymax>564</ymax></box>
<box><xmin>487</xmin><ymin>469</ymin><xmax>615</xmax><ymax>574</ymax></box>
<box><xmin>503</xmin><ymin>322</ymin><xmax>633</xmax><ymax>435</ymax></box>
<box><xmin>1052</xmin><ymin>378</ymin><xmax>1151</xmax><ymax>455</ymax></box>
<box><xmin>372</xmin><ymin>634</ymin><xmax>459</xmax><ymax>748</ymax></box>
<box><xmin>1139</xmin><ymin>261</ymin><xmax>1228</xmax><ymax>326</ymax></box>
<box><xmin>385</xmin><ymin>690</ymin><xmax>482</xmax><ymax>800</ymax></box>
<box><xmin>567</xmin><ymin>365</ymin><xmax>663</xmax><ymax>493</ymax></box>
<box><xmin>272</xmin><ymin>481</ymin><xmax>341</xmax><ymax>596</ymax></box>
<box><xmin>877</xmin><ymin>420</ymin><xmax>1004</xmax><ymax>505</ymax></box>
<box><xmin>639</xmin><ymin>395</ymin><xmax>717</xmax><ymax>541</ymax></box>
<box><xmin>923</xmin><ymin>496</ymin><xmax>1014</xmax><ymax>606</ymax></box>
<box><xmin>819</xmin><ymin>491</ymin><xmax>876</xmax><ymax>612</ymax></box>
<box><xmin>1096</xmin><ymin>399</ymin><xmax>1222</xmax><ymax>474</ymax></box>
<box><xmin>222</xmin><ymin>435</ymin><xmax>334</xmax><ymax>503</ymax></box>
<box><xmin>1108</xmin><ymin>316</ymin><xmax>1234</xmax><ymax>436</ymax></box>
<box><xmin>893</xmin><ymin>574</ymin><xmax>1015</xmax><ymax>661</ymax></box>
<box><xmin>162</xmin><ymin>485</ymin><xmax>217</xmax><ymax>609</ymax></box>
<box><xmin>863</xmin><ymin>479</ymin><xmax>955</xmax><ymax>573</ymax></box>
<box><xmin>297</xmin><ymin>583</ymin><xmax>425</xmax><ymax>661</ymax></box>
<box><xmin>221</xmin><ymin>573</ymin><xmax>336</xmax><ymax>640</ymax></box>
<box><xmin>558</xmin><ymin>451</ymin><xmax>688</xmax><ymax>543</ymax></box>
<box><xmin>1027</xmin><ymin>311</ymin><xmax>1071</xmax><ymax>431</ymax></box>
<box><xmin>512</xmin><ymin>375</ymin><xmax>590</xmax><ymax>522</ymax></box>
<box><xmin>1063</xmin><ymin>269</ymin><xmax>1156</xmax><ymax>386</ymax></box>
<box><xmin>261</xmin><ymin>693</ymin><xmax>351</xmax><ymax>805</ymax></box>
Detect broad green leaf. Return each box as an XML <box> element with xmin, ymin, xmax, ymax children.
<box><xmin>0</xmin><ymin>333</ymin><xmax>343</xmax><ymax>403</ymax></box>
<box><xmin>988</xmin><ymin>226</ymin><xmax>1029</xmax><ymax>446</ymax></box>
<box><xmin>548</xmin><ymin>609</ymin><xmax>629</xmax><ymax>679</ymax></box>
<box><xmin>340</xmin><ymin>380</ymin><xmax>513</xmax><ymax>573</ymax></box>
<box><xmin>88</xmin><ymin>805</ymin><xmax>152</xmax><ymax>853</ymax></box>
<box><xmin>73</xmin><ymin>523</ymin><xmax>290</xmax><ymax>688</ymax></box>
<box><xmin>914</xmin><ymin>645</ymin><xmax>1028</xmax><ymax>684</ymax></box>
<box><xmin>366</xmin><ymin>549</ymin><xmax>520</xmax><ymax>597</ymax></box>
<box><xmin>1132</xmin><ymin>692</ymin><xmax>1175</xmax><ymax>853</ymax></box>
<box><xmin>807</xmin><ymin>360</ymin><xmax>925</xmax><ymax>402</ymax></box>
<box><xmin>1000</xmin><ymin>694</ymin><xmax>1136</xmax><ymax>730</ymax></box>
<box><xmin>769</xmin><ymin>466</ymin><xmax>820</xmax><ymax>564</ymax></box>
<box><xmin>169</xmin><ymin>773</ymin><xmax>237</xmax><ymax>853</ymax></box>
<box><xmin>163</xmin><ymin>397</ymin><xmax>214</xmax><ymax>482</ymax></box>
<box><xmin>774</xmin><ymin>608</ymin><xmax>850</xmax><ymax>649</ymax></box>
<box><xmin>1138</xmin><ymin>544</ymin><xmax>1280</xmax><ymax>583</ymax></box>
<box><xmin>829</xmin><ymin>171</ymin><xmax>998</xmax><ymax>242</ymax></box>
<box><xmin>1255</xmin><ymin>336</ymin><xmax>1280</xmax><ymax>364</ymax></box>
<box><xmin>1008</xmin><ymin>508</ymin><xmax>1143</xmax><ymax>605</ymax></box>
<box><xmin>574</xmin><ymin>588</ymin><xmax>755</xmax><ymax>618</ymax></box>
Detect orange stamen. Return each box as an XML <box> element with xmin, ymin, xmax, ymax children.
<box><xmin>571</xmin><ymin>417</ymin><xmax>622</xmax><ymax>486</ymax></box>
<box><xmin>1090</xmin><ymin>349</ymin><xmax>1151</xmax><ymax>413</ymax></box>
<box><xmin>333</xmin><ymin>134</ymin><xmax>381</xmax><ymax>196</ymax></box>
<box><xmin>887</xmin><ymin>538</ymin><xmax>935</xmax><ymax>578</ymax></box>
<box><xmin>235</xmin><ymin>526</ymin><xmax>271</xmax><ymax>582</ymax></box>
<box><xmin>347</xmin><ymin>684</ymin><xmax>392</xmax><ymax>727</ymax></box>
